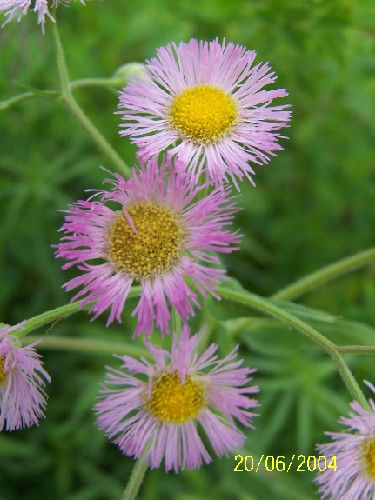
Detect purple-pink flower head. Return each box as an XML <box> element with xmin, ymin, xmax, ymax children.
<box><xmin>316</xmin><ymin>381</ymin><xmax>375</xmax><ymax>499</ymax></box>
<box><xmin>118</xmin><ymin>38</ymin><xmax>291</xmax><ymax>189</ymax></box>
<box><xmin>0</xmin><ymin>0</ymin><xmax>85</xmax><ymax>31</ymax></box>
<box><xmin>0</xmin><ymin>323</ymin><xmax>51</xmax><ymax>431</ymax></box>
<box><xmin>55</xmin><ymin>157</ymin><xmax>240</xmax><ymax>337</ymax></box>
<box><xmin>95</xmin><ymin>325</ymin><xmax>259</xmax><ymax>472</ymax></box>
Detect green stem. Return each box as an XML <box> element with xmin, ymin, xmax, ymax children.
<box><xmin>71</xmin><ymin>77</ymin><xmax>125</xmax><ymax>91</ymax></box>
<box><xmin>273</xmin><ymin>247</ymin><xmax>375</xmax><ymax>301</ymax></box>
<box><xmin>62</xmin><ymin>96</ymin><xmax>131</xmax><ymax>177</ymax></box>
<box><xmin>15</xmin><ymin>286</ymin><xmax>141</xmax><ymax>338</ymax></box>
<box><xmin>0</xmin><ymin>90</ymin><xmax>57</xmax><ymax>111</ymax></box>
<box><xmin>0</xmin><ymin>77</ymin><xmax>125</xmax><ymax>113</ymax></box>
<box><xmin>22</xmin><ymin>335</ymin><xmax>149</xmax><ymax>358</ymax></box>
<box><xmin>50</xmin><ymin>21</ymin><xmax>131</xmax><ymax>178</ymax></box>
<box><xmin>171</xmin><ymin>308</ymin><xmax>182</xmax><ymax>334</ymax></box>
<box><xmin>337</xmin><ymin>345</ymin><xmax>375</xmax><ymax>354</ymax></box>
<box><xmin>217</xmin><ymin>286</ymin><xmax>369</xmax><ymax>409</ymax></box>
<box><xmin>18</xmin><ymin>300</ymin><xmax>87</xmax><ymax>338</ymax></box>
<box><xmin>122</xmin><ymin>449</ymin><xmax>149</xmax><ymax>500</ymax></box>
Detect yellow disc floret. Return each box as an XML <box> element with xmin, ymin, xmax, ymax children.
<box><xmin>0</xmin><ymin>356</ymin><xmax>6</xmax><ymax>387</ymax></box>
<box><xmin>109</xmin><ymin>203</ymin><xmax>185</xmax><ymax>280</ymax></box>
<box><xmin>147</xmin><ymin>371</ymin><xmax>205</xmax><ymax>423</ymax></box>
<box><xmin>169</xmin><ymin>84</ymin><xmax>237</xmax><ymax>144</ymax></box>
<box><xmin>362</xmin><ymin>437</ymin><xmax>375</xmax><ymax>479</ymax></box>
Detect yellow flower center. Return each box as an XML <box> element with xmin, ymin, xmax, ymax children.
<box><xmin>147</xmin><ymin>371</ymin><xmax>205</xmax><ymax>423</ymax></box>
<box><xmin>169</xmin><ymin>84</ymin><xmax>238</xmax><ymax>144</ymax></box>
<box><xmin>109</xmin><ymin>203</ymin><xmax>185</xmax><ymax>279</ymax></box>
<box><xmin>0</xmin><ymin>356</ymin><xmax>7</xmax><ymax>387</ymax></box>
<box><xmin>362</xmin><ymin>436</ymin><xmax>375</xmax><ymax>479</ymax></box>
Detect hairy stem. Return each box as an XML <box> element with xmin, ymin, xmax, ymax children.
<box><xmin>122</xmin><ymin>449</ymin><xmax>149</xmax><ymax>500</ymax></box>
<box><xmin>50</xmin><ymin>21</ymin><xmax>131</xmax><ymax>178</ymax></box>
<box><xmin>16</xmin><ymin>287</ymin><xmax>141</xmax><ymax>338</ymax></box>
<box><xmin>171</xmin><ymin>307</ymin><xmax>182</xmax><ymax>334</ymax></box>
<box><xmin>337</xmin><ymin>345</ymin><xmax>375</xmax><ymax>354</ymax></box>
<box><xmin>218</xmin><ymin>286</ymin><xmax>369</xmax><ymax>409</ymax></box>
<box><xmin>273</xmin><ymin>247</ymin><xmax>375</xmax><ymax>301</ymax></box>
<box><xmin>22</xmin><ymin>335</ymin><xmax>149</xmax><ymax>357</ymax></box>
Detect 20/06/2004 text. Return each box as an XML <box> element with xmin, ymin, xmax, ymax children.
<box><xmin>233</xmin><ymin>455</ymin><xmax>337</xmax><ymax>473</ymax></box>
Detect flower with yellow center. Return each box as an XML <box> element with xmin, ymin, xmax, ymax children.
<box><xmin>56</xmin><ymin>157</ymin><xmax>240</xmax><ymax>336</ymax></box>
<box><xmin>109</xmin><ymin>203</ymin><xmax>185</xmax><ymax>279</ymax></box>
<box><xmin>119</xmin><ymin>38</ymin><xmax>291</xmax><ymax>187</ymax></box>
<box><xmin>95</xmin><ymin>325</ymin><xmax>259</xmax><ymax>472</ymax></box>
<box><xmin>316</xmin><ymin>381</ymin><xmax>375</xmax><ymax>499</ymax></box>
<box><xmin>169</xmin><ymin>85</ymin><xmax>237</xmax><ymax>145</ymax></box>
<box><xmin>147</xmin><ymin>372</ymin><xmax>205</xmax><ymax>423</ymax></box>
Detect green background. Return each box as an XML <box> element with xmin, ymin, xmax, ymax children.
<box><xmin>1</xmin><ymin>0</ymin><xmax>375</xmax><ymax>498</ymax></box>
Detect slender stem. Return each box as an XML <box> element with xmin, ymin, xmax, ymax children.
<box><xmin>0</xmin><ymin>90</ymin><xmax>57</xmax><ymax>111</ymax></box>
<box><xmin>171</xmin><ymin>307</ymin><xmax>182</xmax><ymax>334</ymax></box>
<box><xmin>273</xmin><ymin>247</ymin><xmax>375</xmax><ymax>301</ymax></box>
<box><xmin>217</xmin><ymin>286</ymin><xmax>369</xmax><ymax>409</ymax></box>
<box><xmin>122</xmin><ymin>449</ymin><xmax>149</xmax><ymax>500</ymax></box>
<box><xmin>22</xmin><ymin>335</ymin><xmax>149</xmax><ymax>358</ymax></box>
<box><xmin>50</xmin><ymin>21</ymin><xmax>131</xmax><ymax>178</ymax></box>
<box><xmin>71</xmin><ymin>77</ymin><xmax>125</xmax><ymax>91</ymax></box>
<box><xmin>0</xmin><ymin>77</ymin><xmax>124</xmax><ymax>113</ymax></box>
<box><xmin>62</xmin><ymin>96</ymin><xmax>131</xmax><ymax>177</ymax></box>
<box><xmin>337</xmin><ymin>345</ymin><xmax>375</xmax><ymax>354</ymax></box>
<box><xmin>51</xmin><ymin>20</ymin><xmax>71</xmax><ymax>97</ymax></box>
<box><xmin>15</xmin><ymin>286</ymin><xmax>141</xmax><ymax>338</ymax></box>
<box><xmin>17</xmin><ymin>300</ymin><xmax>87</xmax><ymax>338</ymax></box>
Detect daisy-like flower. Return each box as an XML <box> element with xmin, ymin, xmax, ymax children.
<box><xmin>0</xmin><ymin>0</ymin><xmax>85</xmax><ymax>31</ymax></box>
<box><xmin>316</xmin><ymin>381</ymin><xmax>375</xmax><ymax>499</ymax></box>
<box><xmin>55</xmin><ymin>157</ymin><xmax>240</xmax><ymax>336</ymax></box>
<box><xmin>0</xmin><ymin>322</ymin><xmax>51</xmax><ymax>431</ymax></box>
<box><xmin>95</xmin><ymin>325</ymin><xmax>259</xmax><ymax>472</ymax></box>
<box><xmin>118</xmin><ymin>38</ymin><xmax>291</xmax><ymax>188</ymax></box>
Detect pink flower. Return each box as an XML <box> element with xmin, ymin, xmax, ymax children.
<box><xmin>0</xmin><ymin>322</ymin><xmax>51</xmax><ymax>431</ymax></box>
<box><xmin>0</xmin><ymin>0</ymin><xmax>85</xmax><ymax>31</ymax></box>
<box><xmin>55</xmin><ymin>157</ymin><xmax>240</xmax><ymax>336</ymax></box>
<box><xmin>316</xmin><ymin>381</ymin><xmax>375</xmax><ymax>499</ymax></box>
<box><xmin>95</xmin><ymin>325</ymin><xmax>259</xmax><ymax>472</ymax></box>
<box><xmin>118</xmin><ymin>38</ymin><xmax>291</xmax><ymax>188</ymax></box>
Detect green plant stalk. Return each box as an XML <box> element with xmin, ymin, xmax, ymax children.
<box><xmin>273</xmin><ymin>246</ymin><xmax>375</xmax><ymax>301</ymax></box>
<box><xmin>50</xmin><ymin>21</ymin><xmax>131</xmax><ymax>178</ymax></box>
<box><xmin>0</xmin><ymin>77</ymin><xmax>126</xmax><ymax>113</ymax></box>
<box><xmin>17</xmin><ymin>300</ymin><xmax>87</xmax><ymax>338</ymax></box>
<box><xmin>122</xmin><ymin>448</ymin><xmax>149</xmax><ymax>500</ymax></box>
<box><xmin>71</xmin><ymin>77</ymin><xmax>126</xmax><ymax>90</ymax></box>
<box><xmin>15</xmin><ymin>286</ymin><xmax>141</xmax><ymax>338</ymax></box>
<box><xmin>0</xmin><ymin>90</ymin><xmax>57</xmax><ymax>111</ymax></box>
<box><xmin>337</xmin><ymin>345</ymin><xmax>375</xmax><ymax>354</ymax></box>
<box><xmin>22</xmin><ymin>335</ymin><xmax>149</xmax><ymax>358</ymax></box>
<box><xmin>217</xmin><ymin>286</ymin><xmax>370</xmax><ymax>409</ymax></box>
<box><xmin>171</xmin><ymin>307</ymin><xmax>182</xmax><ymax>334</ymax></box>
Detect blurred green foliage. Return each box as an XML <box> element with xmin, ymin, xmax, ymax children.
<box><xmin>1</xmin><ymin>0</ymin><xmax>375</xmax><ymax>498</ymax></box>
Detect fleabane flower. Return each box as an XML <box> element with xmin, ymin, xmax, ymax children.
<box><xmin>118</xmin><ymin>38</ymin><xmax>291</xmax><ymax>188</ymax></box>
<box><xmin>55</xmin><ymin>157</ymin><xmax>240</xmax><ymax>336</ymax></box>
<box><xmin>95</xmin><ymin>325</ymin><xmax>259</xmax><ymax>472</ymax></box>
<box><xmin>0</xmin><ymin>0</ymin><xmax>85</xmax><ymax>31</ymax></box>
<box><xmin>316</xmin><ymin>381</ymin><xmax>375</xmax><ymax>499</ymax></box>
<box><xmin>0</xmin><ymin>323</ymin><xmax>51</xmax><ymax>431</ymax></box>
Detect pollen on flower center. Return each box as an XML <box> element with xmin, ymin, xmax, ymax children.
<box><xmin>362</xmin><ymin>437</ymin><xmax>375</xmax><ymax>479</ymax></box>
<box><xmin>0</xmin><ymin>356</ymin><xmax>7</xmax><ymax>386</ymax></box>
<box><xmin>169</xmin><ymin>85</ymin><xmax>237</xmax><ymax>144</ymax></box>
<box><xmin>108</xmin><ymin>203</ymin><xmax>185</xmax><ymax>279</ymax></box>
<box><xmin>147</xmin><ymin>371</ymin><xmax>205</xmax><ymax>423</ymax></box>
